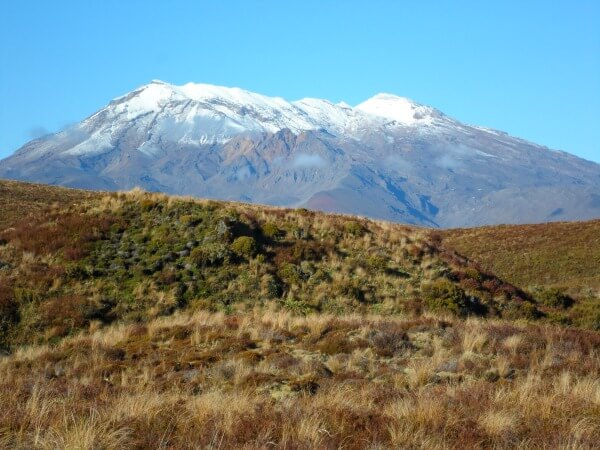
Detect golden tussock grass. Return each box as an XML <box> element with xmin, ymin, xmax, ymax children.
<box><xmin>1</xmin><ymin>309</ymin><xmax>599</xmax><ymax>449</ymax></box>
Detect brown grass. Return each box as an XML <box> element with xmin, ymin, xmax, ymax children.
<box><xmin>1</xmin><ymin>179</ymin><xmax>599</xmax><ymax>448</ymax></box>
<box><xmin>442</xmin><ymin>220</ymin><xmax>600</xmax><ymax>298</ymax></box>
<box><xmin>1</xmin><ymin>309</ymin><xmax>599</xmax><ymax>449</ymax></box>
<box><xmin>0</xmin><ymin>179</ymin><xmax>99</xmax><ymax>230</ymax></box>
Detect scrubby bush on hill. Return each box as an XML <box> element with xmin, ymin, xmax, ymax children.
<box><xmin>230</xmin><ymin>236</ymin><xmax>257</xmax><ymax>258</ymax></box>
<box><xmin>536</xmin><ymin>287</ymin><xmax>574</xmax><ymax>309</ymax></box>
<box><xmin>421</xmin><ymin>278</ymin><xmax>468</xmax><ymax>315</ymax></box>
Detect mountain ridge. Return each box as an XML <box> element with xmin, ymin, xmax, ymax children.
<box><xmin>1</xmin><ymin>81</ymin><xmax>599</xmax><ymax>227</ymax></box>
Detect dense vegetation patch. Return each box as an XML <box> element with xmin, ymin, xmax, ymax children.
<box><xmin>0</xmin><ymin>186</ymin><xmax>543</xmax><ymax>350</ymax></box>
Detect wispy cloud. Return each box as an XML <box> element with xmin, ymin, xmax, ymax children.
<box><xmin>435</xmin><ymin>154</ymin><xmax>463</xmax><ymax>170</ymax></box>
<box><xmin>292</xmin><ymin>153</ymin><xmax>327</xmax><ymax>168</ymax></box>
<box><xmin>27</xmin><ymin>126</ymin><xmax>50</xmax><ymax>139</ymax></box>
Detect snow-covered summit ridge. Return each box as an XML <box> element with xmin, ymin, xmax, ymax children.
<box><xmin>103</xmin><ymin>80</ymin><xmax>444</xmax><ymax>137</ymax></box>
<box><xmin>355</xmin><ymin>93</ymin><xmax>438</xmax><ymax>125</ymax></box>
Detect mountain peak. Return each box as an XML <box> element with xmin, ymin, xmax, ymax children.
<box><xmin>149</xmin><ymin>79</ymin><xmax>169</xmax><ymax>85</ymax></box>
<box><xmin>355</xmin><ymin>93</ymin><xmax>434</xmax><ymax>125</ymax></box>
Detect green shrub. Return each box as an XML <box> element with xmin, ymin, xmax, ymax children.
<box><xmin>463</xmin><ymin>268</ymin><xmax>482</xmax><ymax>282</ymax></box>
<box><xmin>283</xmin><ymin>297</ymin><xmax>314</xmax><ymax>315</ymax></box>
<box><xmin>180</xmin><ymin>214</ymin><xmax>202</xmax><ymax>228</ymax></box>
<box><xmin>366</xmin><ymin>254</ymin><xmax>388</xmax><ymax>273</ymax></box>
<box><xmin>261</xmin><ymin>222</ymin><xmax>282</xmax><ymax>239</ymax></box>
<box><xmin>344</xmin><ymin>220</ymin><xmax>366</xmax><ymax>236</ymax></box>
<box><xmin>230</xmin><ymin>236</ymin><xmax>257</xmax><ymax>258</ymax></box>
<box><xmin>190</xmin><ymin>243</ymin><xmax>231</xmax><ymax>267</ymax></box>
<box><xmin>570</xmin><ymin>298</ymin><xmax>600</xmax><ymax>330</ymax></box>
<box><xmin>261</xmin><ymin>274</ymin><xmax>283</xmax><ymax>298</ymax></box>
<box><xmin>278</xmin><ymin>263</ymin><xmax>304</xmax><ymax>285</ymax></box>
<box><xmin>503</xmin><ymin>300</ymin><xmax>540</xmax><ymax>321</ymax></box>
<box><xmin>421</xmin><ymin>278</ymin><xmax>467</xmax><ymax>315</ymax></box>
<box><xmin>536</xmin><ymin>288</ymin><xmax>573</xmax><ymax>309</ymax></box>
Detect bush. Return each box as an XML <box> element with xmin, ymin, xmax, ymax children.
<box><xmin>261</xmin><ymin>222</ymin><xmax>282</xmax><ymax>239</ymax></box>
<box><xmin>366</xmin><ymin>254</ymin><xmax>388</xmax><ymax>273</ymax></box>
<box><xmin>190</xmin><ymin>243</ymin><xmax>231</xmax><ymax>267</ymax></box>
<box><xmin>571</xmin><ymin>298</ymin><xmax>600</xmax><ymax>330</ymax></box>
<box><xmin>463</xmin><ymin>268</ymin><xmax>482</xmax><ymax>282</ymax></box>
<box><xmin>344</xmin><ymin>221</ymin><xmax>365</xmax><ymax>236</ymax></box>
<box><xmin>421</xmin><ymin>278</ymin><xmax>468</xmax><ymax>315</ymax></box>
<box><xmin>261</xmin><ymin>274</ymin><xmax>283</xmax><ymax>298</ymax></box>
<box><xmin>503</xmin><ymin>300</ymin><xmax>540</xmax><ymax>320</ymax></box>
<box><xmin>230</xmin><ymin>236</ymin><xmax>257</xmax><ymax>258</ymax></box>
<box><xmin>278</xmin><ymin>263</ymin><xmax>304</xmax><ymax>285</ymax></box>
<box><xmin>536</xmin><ymin>288</ymin><xmax>573</xmax><ymax>309</ymax></box>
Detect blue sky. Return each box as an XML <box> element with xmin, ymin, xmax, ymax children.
<box><xmin>1</xmin><ymin>1</ymin><xmax>599</xmax><ymax>162</ymax></box>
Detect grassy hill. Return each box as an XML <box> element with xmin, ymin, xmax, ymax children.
<box><xmin>441</xmin><ymin>220</ymin><xmax>600</xmax><ymax>297</ymax></box>
<box><xmin>441</xmin><ymin>221</ymin><xmax>600</xmax><ymax>329</ymax></box>
<box><xmin>0</xmin><ymin>179</ymin><xmax>99</xmax><ymax>229</ymax></box>
<box><xmin>0</xmin><ymin>179</ymin><xmax>599</xmax><ymax>448</ymax></box>
<box><xmin>0</xmin><ymin>182</ymin><xmax>545</xmax><ymax>350</ymax></box>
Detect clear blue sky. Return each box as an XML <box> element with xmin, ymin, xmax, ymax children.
<box><xmin>1</xmin><ymin>1</ymin><xmax>599</xmax><ymax>162</ymax></box>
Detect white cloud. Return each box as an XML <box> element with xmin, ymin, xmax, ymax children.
<box><xmin>292</xmin><ymin>153</ymin><xmax>327</xmax><ymax>168</ymax></box>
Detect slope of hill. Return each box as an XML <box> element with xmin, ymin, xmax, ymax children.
<box><xmin>0</xmin><ymin>179</ymin><xmax>99</xmax><ymax>229</ymax></box>
<box><xmin>1</xmin><ymin>81</ymin><xmax>600</xmax><ymax>227</ymax></box>
<box><xmin>0</xmin><ymin>180</ymin><xmax>541</xmax><ymax>351</ymax></box>
<box><xmin>442</xmin><ymin>221</ymin><xmax>600</xmax><ymax>298</ymax></box>
<box><xmin>1</xmin><ymin>179</ymin><xmax>599</xmax><ymax>448</ymax></box>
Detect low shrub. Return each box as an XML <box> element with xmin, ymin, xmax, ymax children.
<box><xmin>503</xmin><ymin>299</ymin><xmax>540</xmax><ymax>321</ymax></box>
<box><xmin>344</xmin><ymin>220</ymin><xmax>365</xmax><ymax>236</ymax></box>
<box><xmin>230</xmin><ymin>236</ymin><xmax>257</xmax><ymax>259</ymax></box>
<box><xmin>190</xmin><ymin>243</ymin><xmax>231</xmax><ymax>267</ymax></box>
<box><xmin>421</xmin><ymin>278</ymin><xmax>468</xmax><ymax>315</ymax></box>
<box><xmin>366</xmin><ymin>254</ymin><xmax>388</xmax><ymax>273</ymax></box>
<box><xmin>261</xmin><ymin>222</ymin><xmax>282</xmax><ymax>239</ymax></box>
<box><xmin>536</xmin><ymin>288</ymin><xmax>573</xmax><ymax>309</ymax></box>
<box><xmin>261</xmin><ymin>274</ymin><xmax>284</xmax><ymax>298</ymax></box>
<box><xmin>278</xmin><ymin>263</ymin><xmax>304</xmax><ymax>285</ymax></box>
<box><xmin>571</xmin><ymin>298</ymin><xmax>600</xmax><ymax>330</ymax></box>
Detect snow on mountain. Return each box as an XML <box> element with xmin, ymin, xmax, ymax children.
<box><xmin>73</xmin><ymin>80</ymin><xmax>450</xmax><ymax>153</ymax></box>
<box><xmin>355</xmin><ymin>93</ymin><xmax>437</xmax><ymax>126</ymax></box>
<box><xmin>1</xmin><ymin>80</ymin><xmax>599</xmax><ymax>227</ymax></box>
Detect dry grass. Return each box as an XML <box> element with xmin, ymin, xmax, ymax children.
<box><xmin>1</xmin><ymin>179</ymin><xmax>599</xmax><ymax>448</ymax></box>
<box><xmin>442</xmin><ymin>220</ymin><xmax>600</xmax><ymax>298</ymax></box>
<box><xmin>0</xmin><ymin>179</ymin><xmax>99</xmax><ymax>230</ymax></box>
<box><xmin>1</xmin><ymin>310</ymin><xmax>599</xmax><ymax>449</ymax></box>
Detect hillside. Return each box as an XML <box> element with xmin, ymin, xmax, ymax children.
<box><xmin>442</xmin><ymin>221</ymin><xmax>600</xmax><ymax>298</ymax></box>
<box><xmin>2</xmin><ymin>308</ymin><xmax>599</xmax><ymax>448</ymax></box>
<box><xmin>0</xmin><ymin>179</ymin><xmax>542</xmax><ymax>350</ymax></box>
<box><xmin>0</xmin><ymin>179</ymin><xmax>599</xmax><ymax>448</ymax></box>
<box><xmin>0</xmin><ymin>179</ymin><xmax>99</xmax><ymax>229</ymax></box>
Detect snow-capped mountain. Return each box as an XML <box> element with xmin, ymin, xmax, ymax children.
<box><xmin>1</xmin><ymin>80</ymin><xmax>599</xmax><ymax>227</ymax></box>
